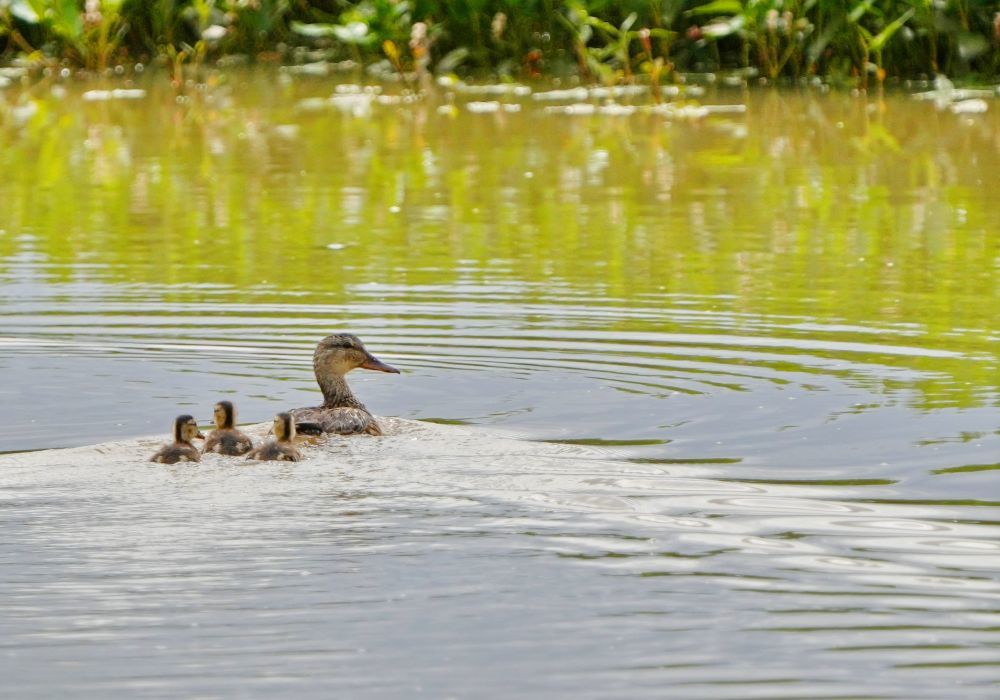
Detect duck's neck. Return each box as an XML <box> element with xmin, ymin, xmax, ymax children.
<box><xmin>317</xmin><ymin>370</ymin><xmax>367</xmax><ymax>410</ymax></box>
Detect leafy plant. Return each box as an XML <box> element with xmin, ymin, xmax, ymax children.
<box><xmin>686</xmin><ymin>0</ymin><xmax>815</xmax><ymax>80</ymax></box>
<box><xmin>848</xmin><ymin>1</ymin><xmax>915</xmax><ymax>89</ymax></box>
<box><xmin>562</xmin><ymin>2</ymin><xmax>673</xmax><ymax>84</ymax></box>
<box><xmin>0</xmin><ymin>1</ymin><xmax>997</xmax><ymax>82</ymax></box>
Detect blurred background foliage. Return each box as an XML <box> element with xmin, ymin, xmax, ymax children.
<box><xmin>1</xmin><ymin>1</ymin><xmax>999</xmax><ymax>83</ymax></box>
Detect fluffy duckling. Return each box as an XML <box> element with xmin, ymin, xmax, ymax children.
<box><xmin>290</xmin><ymin>333</ymin><xmax>399</xmax><ymax>436</ymax></box>
<box><xmin>150</xmin><ymin>414</ymin><xmax>205</xmax><ymax>464</ymax></box>
<box><xmin>203</xmin><ymin>400</ymin><xmax>254</xmax><ymax>456</ymax></box>
<box><xmin>246</xmin><ymin>412</ymin><xmax>303</xmax><ymax>462</ymax></box>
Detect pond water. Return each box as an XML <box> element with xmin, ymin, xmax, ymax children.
<box><xmin>1</xmin><ymin>69</ymin><xmax>998</xmax><ymax>697</ymax></box>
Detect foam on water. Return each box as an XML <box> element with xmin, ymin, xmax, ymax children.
<box><xmin>2</xmin><ymin>418</ymin><xmax>999</xmax><ymax>697</ymax></box>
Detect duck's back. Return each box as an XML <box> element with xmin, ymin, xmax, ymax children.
<box><xmin>151</xmin><ymin>443</ymin><xmax>201</xmax><ymax>464</ymax></box>
<box><xmin>290</xmin><ymin>406</ymin><xmax>381</xmax><ymax>436</ymax></box>
<box><xmin>205</xmin><ymin>428</ymin><xmax>254</xmax><ymax>456</ymax></box>
<box><xmin>247</xmin><ymin>440</ymin><xmax>302</xmax><ymax>462</ymax></box>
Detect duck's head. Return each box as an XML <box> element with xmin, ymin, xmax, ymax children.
<box><xmin>213</xmin><ymin>401</ymin><xmax>236</xmax><ymax>429</ymax></box>
<box><xmin>314</xmin><ymin>333</ymin><xmax>400</xmax><ymax>377</ymax></box>
<box><xmin>273</xmin><ymin>411</ymin><xmax>296</xmax><ymax>441</ymax></box>
<box><xmin>174</xmin><ymin>414</ymin><xmax>205</xmax><ymax>443</ymax></box>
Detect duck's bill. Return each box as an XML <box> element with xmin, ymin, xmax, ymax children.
<box><xmin>196</xmin><ymin>431</ymin><xmax>206</xmax><ymax>440</ymax></box>
<box><xmin>361</xmin><ymin>354</ymin><xmax>400</xmax><ymax>373</ymax></box>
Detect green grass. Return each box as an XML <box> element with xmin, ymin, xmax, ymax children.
<box><xmin>2</xmin><ymin>1</ymin><xmax>998</xmax><ymax>83</ymax></box>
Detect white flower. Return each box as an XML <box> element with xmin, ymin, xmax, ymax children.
<box><xmin>202</xmin><ymin>25</ymin><xmax>228</xmax><ymax>42</ymax></box>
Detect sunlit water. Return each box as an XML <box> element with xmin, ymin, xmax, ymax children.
<box><xmin>1</xmin><ymin>69</ymin><xmax>998</xmax><ymax>697</ymax></box>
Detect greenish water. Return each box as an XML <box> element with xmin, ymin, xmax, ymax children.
<box><xmin>1</xmin><ymin>70</ymin><xmax>999</xmax><ymax>697</ymax></box>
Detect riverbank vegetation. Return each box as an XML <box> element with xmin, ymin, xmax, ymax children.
<box><xmin>1</xmin><ymin>1</ymin><xmax>999</xmax><ymax>87</ymax></box>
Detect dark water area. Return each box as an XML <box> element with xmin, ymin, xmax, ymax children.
<box><xmin>0</xmin><ymin>70</ymin><xmax>998</xmax><ymax>696</ymax></box>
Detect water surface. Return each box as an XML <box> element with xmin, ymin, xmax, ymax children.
<box><xmin>1</xmin><ymin>70</ymin><xmax>998</xmax><ymax>697</ymax></box>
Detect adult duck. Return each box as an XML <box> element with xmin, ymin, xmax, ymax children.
<box><xmin>290</xmin><ymin>333</ymin><xmax>399</xmax><ymax>436</ymax></box>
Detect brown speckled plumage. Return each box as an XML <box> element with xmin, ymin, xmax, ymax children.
<box><xmin>289</xmin><ymin>334</ymin><xmax>399</xmax><ymax>436</ymax></box>
<box><xmin>150</xmin><ymin>415</ymin><xmax>205</xmax><ymax>464</ymax></box>
<box><xmin>247</xmin><ymin>412</ymin><xmax>303</xmax><ymax>462</ymax></box>
<box><xmin>203</xmin><ymin>400</ymin><xmax>254</xmax><ymax>456</ymax></box>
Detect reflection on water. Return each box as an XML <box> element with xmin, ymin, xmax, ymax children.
<box><xmin>0</xmin><ymin>70</ymin><xmax>998</xmax><ymax>696</ymax></box>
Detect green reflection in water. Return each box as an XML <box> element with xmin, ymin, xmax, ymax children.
<box><xmin>932</xmin><ymin>463</ymin><xmax>1000</xmax><ymax>474</ymax></box>
<box><xmin>0</xmin><ymin>69</ymin><xmax>997</xmax><ymax>409</ymax></box>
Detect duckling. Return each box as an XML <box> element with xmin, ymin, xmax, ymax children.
<box><xmin>150</xmin><ymin>414</ymin><xmax>205</xmax><ymax>464</ymax></box>
<box><xmin>203</xmin><ymin>400</ymin><xmax>254</xmax><ymax>456</ymax></box>
<box><xmin>246</xmin><ymin>412</ymin><xmax>303</xmax><ymax>462</ymax></box>
<box><xmin>290</xmin><ymin>333</ymin><xmax>399</xmax><ymax>436</ymax></box>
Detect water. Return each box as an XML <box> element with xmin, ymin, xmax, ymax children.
<box><xmin>1</xmin><ymin>70</ymin><xmax>999</xmax><ymax>697</ymax></box>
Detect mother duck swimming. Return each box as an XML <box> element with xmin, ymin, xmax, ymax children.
<box><xmin>290</xmin><ymin>333</ymin><xmax>400</xmax><ymax>436</ymax></box>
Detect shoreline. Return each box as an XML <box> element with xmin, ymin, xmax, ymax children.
<box><xmin>2</xmin><ymin>4</ymin><xmax>998</xmax><ymax>87</ymax></box>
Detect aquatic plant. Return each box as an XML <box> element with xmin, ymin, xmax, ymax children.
<box><xmin>1</xmin><ymin>0</ymin><xmax>129</xmax><ymax>71</ymax></box>
<box><xmin>561</xmin><ymin>3</ymin><xmax>675</xmax><ymax>85</ymax></box>
<box><xmin>1</xmin><ymin>1</ymin><xmax>998</xmax><ymax>83</ymax></box>
<box><xmin>685</xmin><ymin>0</ymin><xmax>811</xmax><ymax>80</ymax></box>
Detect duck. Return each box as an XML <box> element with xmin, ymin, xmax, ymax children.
<box><xmin>202</xmin><ymin>400</ymin><xmax>254</xmax><ymax>456</ymax></box>
<box><xmin>289</xmin><ymin>333</ymin><xmax>399</xmax><ymax>436</ymax></box>
<box><xmin>246</xmin><ymin>412</ymin><xmax>303</xmax><ymax>462</ymax></box>
<box><xmin>150</xmin><ymin>414</ymin><xmax>205</xmax><ymax>464</ymax></box>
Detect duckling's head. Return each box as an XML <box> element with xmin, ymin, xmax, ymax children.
<box><xmin>273</xmin><ymin>411</ymin><xmax>296</xmax><ymax>442</ymax></box>
<box><xmin>214</xmin><ymin>401</ymin><xmax>236</xmax><ymax>429</ymax></box>
<box><xmin>314</xmin><ymin>333</ymin><xmax>400</xmax><ymax>377</ymax></box>
<box><xmin>174</xmin><ymin>414</ymin><xmax>205</xmax><ymax>443</ymax></box>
